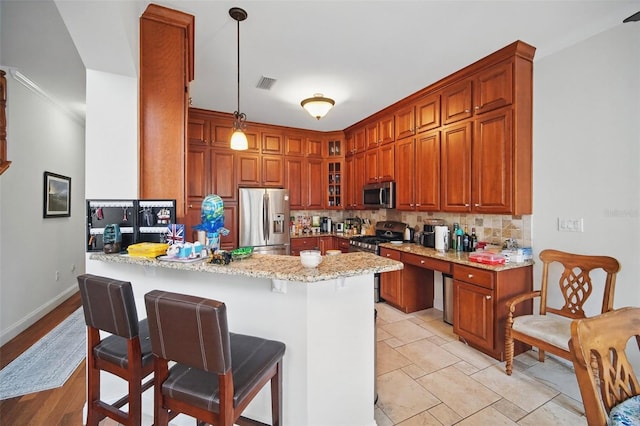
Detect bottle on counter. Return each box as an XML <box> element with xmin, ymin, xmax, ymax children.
<box><xmin>463</xmin><ymin>228</ymin><xmax>470</xmax><ymax>252</ymax></box>
<box><xmin>451</xmin><ymin>223</ymin><xmax>459</xmax><ymax>251</ymax></box>
<box><xmin>404</xmin><ymin>226</ymin><xmax>411</xmax><ymax>243</ymax></box>
<box><xmin>455</xmin><ymin>226</ymin><xmax>464</xmax><ymax>252</ymax></box>
<box><xmin>471</xmin><ymin>228</ymin><xmax>478</xmax><ymax>251</ymax></box>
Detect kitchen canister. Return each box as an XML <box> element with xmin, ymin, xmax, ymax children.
<box><xmin>435</xmin><ymin>226</ymin><xmax>449</xmax><ymax>251</ymax></box>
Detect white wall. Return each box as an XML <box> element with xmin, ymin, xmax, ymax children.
<box><xmin>0</xmin><ymin>75</ymin><xmax>86</xmax><ymax>344</ymax></box>
<box><xmin>85</xmin><ymin>69</ymin><xmax>138</xmax><ymax>200</ymax></box>
<box><xmin>533</xmin><ymin>23</ymin><xmax>640</xmax><ymax>313</ymax></box>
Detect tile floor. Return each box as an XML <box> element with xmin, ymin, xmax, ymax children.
<box><xmin>374</xmin><ymin>302</ymin><xmax>588</xmax><ymax>425</ymax></box>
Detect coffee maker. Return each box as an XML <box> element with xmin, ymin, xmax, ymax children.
<box><xmin>320</xmin><ymin>217</ymin><xmax>332</xmax><ymax>233</ymax></box>
<box><xmin>422</xmin><ymin>219</ymin><xmax>445</xmax><ymax>248</ymax></box>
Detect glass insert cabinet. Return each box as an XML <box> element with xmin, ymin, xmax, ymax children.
<box><xmin>326</xmin><ymin>140</ymin><xmax>343</xmax><ymax>209</ymax></box>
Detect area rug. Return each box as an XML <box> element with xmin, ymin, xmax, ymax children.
<box><xmin>0</xmin><ymin>307</ymin><xmax>86</xmax><ymax>400</ymax></box>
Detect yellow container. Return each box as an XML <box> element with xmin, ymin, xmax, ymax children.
<box><xmin>127</xmin><ymin>242</ymin><xmax>169</xmax><ymax>258</ymax></box>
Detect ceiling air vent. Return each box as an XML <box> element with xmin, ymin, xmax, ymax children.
<box><xmin>256</xmin><ymin>76</ymin><xmax>277</xmax><ymax>90</ymax></box>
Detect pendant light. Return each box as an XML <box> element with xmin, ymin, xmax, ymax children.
<box><xmin>230</xmin><ymin>7</ymin><xmax>248</xmax><ymax>150</ymax></box>
<box><xmin>301</xmin><ymin>93</ymin><xmax>335</xmax><ymax>120</ymax></box>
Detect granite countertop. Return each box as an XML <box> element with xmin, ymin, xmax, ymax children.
<box><xmin>90</xmin><ymin>251</ymin><xmax>403</xmax><ymax>283</ymax></box>
<box><xmin>378</xmin><ymin>242</ymin><xmax>533</xmax><ymax>272</ymax></box>
<box><xmin>290</xmin><ymin>232</ymin><xmax>351</xmax><ymax>240</ymax></box>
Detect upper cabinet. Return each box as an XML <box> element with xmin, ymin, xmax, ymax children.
<box><xmin>139</xmin><ymin>4</ymin><xmax>194</xmax><ymax>220</ymax></box>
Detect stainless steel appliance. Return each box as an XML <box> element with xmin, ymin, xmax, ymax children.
<box><xmin>362</xmin><ymin>181</ymin><xmax>395</xmax><ymax>209</ymax></box>
<box><xmin>349</xmin><ymin>220</ymin><xmax>407</xmax><ymax>302</ymax></box>
<box><xmin>320</xmin><ymin>217</ymin><xmax>332</xmax><ymax>233</ymax></box>
<box><xmin>239</xmin><ymin>188</ymin><xmax>290</xmax><ymax>255</ymax></box>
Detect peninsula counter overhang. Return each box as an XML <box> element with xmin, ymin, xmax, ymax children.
<box><xmin>90</xmin><ymin>251</ymin><xmax>403</xmax><ymax>282</ymax></box>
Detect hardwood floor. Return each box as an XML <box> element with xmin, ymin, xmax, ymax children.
<box><xmin>0</xmin><ymin>292</ymin><xmax>86</xmax><ymax>426</ymax></box>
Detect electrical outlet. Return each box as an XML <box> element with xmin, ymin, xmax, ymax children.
<box><xmin>558</xmin><ymin>217</ymin><xmax>584</xmax><ymax>232</ymax></box>
<box><xmin>55</xmin><ymin>271</ymin><xmax>60</xmax><ymax>281</ymax></box>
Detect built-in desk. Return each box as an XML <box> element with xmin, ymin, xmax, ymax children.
<box><xmin>378</xmin><ymin>243</ymin><xmax>533</xmax><ymax>361</ymax></box>
<box><xmin>87</xmin><ymin>252</ymin><xmax>401</xmax><ymax>426</ymax></box>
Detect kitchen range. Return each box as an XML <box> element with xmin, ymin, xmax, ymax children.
<box><xmin>349</xmin><ymin>220</ymin><xmax>408</xmax><ymax>301</ymax></box>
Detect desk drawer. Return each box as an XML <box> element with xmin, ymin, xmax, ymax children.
<box><xmin>402</xmin><ymin>252</ymin><xmax>451</xmax><ymax>273</ymax></box>
<box><xmin>380</xmin><ymin>247</ymin><xmax>401</xmax><ymax>261</ymax></box>
<box><xmin>453</xmin><ymin>264</ymin><xmax>494</xmax><ymax>289</ymax></box>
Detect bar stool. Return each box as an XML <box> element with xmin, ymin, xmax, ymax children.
<box><xmin>144</xmin><ymin>290</ymin><xmax>286</xmax><ymax>426</ymax></box>
<box><xmin>77</xmin><ymin>274</ymin><xmax>154</xmax><ymax>426</ymax></box>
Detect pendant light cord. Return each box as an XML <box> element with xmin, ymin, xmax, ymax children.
<box><xmin>236</xmin><ymin>17</ymin><xmax>241</xmax><ymax>114</ymax></box>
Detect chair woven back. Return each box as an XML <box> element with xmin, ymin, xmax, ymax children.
<box><xmin>569</xmin><ymin>307</ymin><xmax>640</xmax><ymax>425</ymax></box>
<box><xmin>539</xmin><ymin>249</ymin><xmax>620</xmax><ymax>319</ymax></box>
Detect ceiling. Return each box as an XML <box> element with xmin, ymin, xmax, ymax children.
<box><xmin>3</xmin><ymin>1</ymin><xmax>640</xmax><ymax>132</ymax></box>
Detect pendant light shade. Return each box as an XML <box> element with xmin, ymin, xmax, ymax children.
<box><xmin>230</xmin><ymin>7</ymin><xmax>248</xmax><ymax>150</ymax></box>
<box><xmin>301</xmin><ymin>93</ymin><xmax>335</xmax><ymax>120</ymax></box>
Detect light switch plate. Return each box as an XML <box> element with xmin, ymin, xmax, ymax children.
<box><xmin>558</xmin><ymin>217</ymin><xmax>584</xmax><ymax>232</ymax></box>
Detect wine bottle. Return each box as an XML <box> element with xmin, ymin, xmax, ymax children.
<box><xmin>463</xmin><ymin>228</ymin><xmax>470</xmax><ymax>252</ymax></box>
<box><xmin>471</xmin><ymin>228</ymin><xmax>478</xmax><ymax>251</ymax></box>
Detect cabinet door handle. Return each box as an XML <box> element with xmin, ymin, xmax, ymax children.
<box><xmin>485</xmin><ymin>295</ymin><xmax>492</xmax><ymax>300</ymax></box>
<box><xmin>415</xmin><ymin>203</ymin><xmax>421</xmax><ymax>206</ymax></box>
<box><xmin>420</xmin><ymin>260</ymin><xmax>425</xmax><ymax>264</ymax></box>
<box><xmin>474</xmin><ymin>203</ymin><xmax>480</xmax><ymax>207</ymax></box>
<box><xmin>464</xmin><ymin>109</ymin><xmax>470</xmax><ymax>113</ymax></box>
<box><xmin>468</xmin><ymin>274</ymin><xmax>474</xmax><ymax>278</ymax></box>
<box><xmin>475</xmin><ymin>106</ymin><xmax>480</xmax><ymax>110</ymax></box>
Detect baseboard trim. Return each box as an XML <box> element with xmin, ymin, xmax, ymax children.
<box><xmin>0</xmin><ymin>284</ymin><xmax>78</xmax><ymax>347</ymax></box>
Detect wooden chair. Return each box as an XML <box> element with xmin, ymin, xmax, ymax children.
<box><xmin>77</xmin><ymin>274</ymin><xmax>154</xmax><ymax>426</ymax></box>
<box><xmin>569</xmin><ymin>307</ymin><xmax>640</xmax><ymax>425</ymax></box>
<box><xmin>504</xmin><ymin>249</ymin><xmax>620</xmax><ymax>375</ymax></box>
<box><xmin>144</xmin><ymin>290</ymin><xmax>286</xmax><ymax>426</ymax></box>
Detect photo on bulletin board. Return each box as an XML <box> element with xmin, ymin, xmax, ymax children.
<box><xmin>43</xmin><ymin>171</ymin><xmax>71</xmax><ymax>218</ymax></box>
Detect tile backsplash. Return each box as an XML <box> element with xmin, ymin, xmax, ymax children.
<box><xmin>291</xmin><ymin>209</ymin><xmax>533</xmax><ymax>249</ymax></box>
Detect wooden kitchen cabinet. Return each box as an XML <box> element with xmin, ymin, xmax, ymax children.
<box><xmin>290</xmin><ymin>237</ymin><xmax>319</xmax><ymax>256</ymax></box>
<box><xmin>211</xmin><ymin>150</ymin><xmax>236</xmax><ymax>201</ymax></box>
<box><xmin>262</xmin><ymin>155</ymin><xmax>284</xmax><ymax>187</ymax></box>
<box><xmin>442</xmin><ymin>79</ymin><xmax>473</xmax><ymax>125</ymax></box>
<box><xmin>326</xmin><ymin>160</ymin><xmax>342</xmax><ymax>208</ymax></box>
<box><xmin>395</xmin><ymin>92</ymin><xmax>441</xmax><ymax>140</ymax></box>
<box><xmin>395</xmin><ymin>130</ymin><xmax>440</xmax><ymax>211</ymax></box>
<box><xmin>441</xmin><ymin>121</ymin><xmax>472</xmax><ymax>212</ymax></box>
<box><xmin>365</xmin><ymin>143</ymin><xmax>394</xmax><ymax>184</ymax></box>
<box><xmin>379</xmin><ymin>248</ymin><xmax>432</xmax><ymax>313</ymax></box>
<box><xmin>453</xmin><ymin>263</ymin><xmax>532</xmax><ymax>361</ymax></box>
<box><xmin>335</xmin><ymin>238</ymin><xmax>350</xmax><ymax>253</ymax></box>
<box><xmin>285</xmin><ymin>133</ymin><xmax>305</xmax><ymax>156</ymax></box>
<box><xmin>262</xmin><ymin>132</ymin><xmax>283</xmax><ymax>155</ymax></box>
<box><xmin>379</xmin><ymin>248</ymin><xmax>402</xmax><ymax>307</ymax></box>
<box><xmin>365</xmin><ymin>115</ymin><xmax>394</xmax><ymax>149</ymax></box>
<box><xmin>139</xmin><ymin>4</ymin><xmax>194</xmax><ymax>220</ymax></box>
<box><xmin>344</xmin><ymin>152</ymin><xmax>366</xmax><ymax>209</ymax></box>
<box><xmin>319</xmin><ymin>236</ymin><xmax>334</xmax><ymax>254</ymax></box>
<box><xmin>285</xmin><ymin>157</ymin><xmax>323</xmax><ymax>209</ymax></box>
<box><xmin>237</xmin><ymin>153</ymin><xmax>261</xmax><ymax>186</ymax></box>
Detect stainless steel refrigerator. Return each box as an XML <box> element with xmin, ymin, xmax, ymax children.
<box><xmin>238</xmin><ymin>188</ymin><xmax>290</xmax><ymax>255</ymax></box>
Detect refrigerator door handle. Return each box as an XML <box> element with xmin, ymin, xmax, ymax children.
<box><xmin>263</xmin><ymin>193</ymin><xmax>270</xmax><ymax>241</ymax></box>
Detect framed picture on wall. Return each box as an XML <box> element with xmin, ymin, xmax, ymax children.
<box><xmin>43</xmin><ymin>171</ymin><xmax>71</xmax><ymax>218</ymax></box>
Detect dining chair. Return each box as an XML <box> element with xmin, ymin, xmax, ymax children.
<box><xmin>569</xmin><ymin>306</ymin><xmax>640</xmax><ymax>426</ymax></box>
<box><xmin>144</xmin><ymin>290</ymin><xmax>286</xmax><ymax>426</ymax></box>
<box><xmin>77</xmin><ymin>274</ymin><xmax>154</xmax><ymax>425</ymax></box>
<box><xmin>504</xmin><ymin>249</ymin><xmax>620</xmax><ymax>375</ymax></box>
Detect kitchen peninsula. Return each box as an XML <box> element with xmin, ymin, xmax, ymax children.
<box><xmin>88</xmin><ymin>252</ymin><xmax>402</xmax><ymax>426</ymax></box>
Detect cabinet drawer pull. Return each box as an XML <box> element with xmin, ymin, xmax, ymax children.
<box><xmin>468</xmin><ymin>274</ymin><xmax>473</xmax><ymax>278</ymax></box>
<box><xmin>386</xmin><ymin>254</ymin><xmax>391</xmax><ymax>257</ymax></box>
<box><xmin>420</xmin><ymin>260</ymin><xmax>425</xmax><ymax>264</ymax></box>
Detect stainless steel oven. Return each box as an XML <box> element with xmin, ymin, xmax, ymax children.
<box><xmin>349</xmin><ymin>221</ymin><xmax>407</xmax><ymax>302</ymax></box>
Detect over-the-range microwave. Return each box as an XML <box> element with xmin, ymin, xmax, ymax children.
<box><xmin>363</xmin><ymin>182</ymin><xmax>395</xmax><ymax>209</ymax></box>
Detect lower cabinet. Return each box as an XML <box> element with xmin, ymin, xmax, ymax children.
<box><xmin>335</xmin><ymin>238</ymin><xmax>350</xmax><ymax>253</ymax></box>
<box><xmin>290</xmin><ymin>237</ymin><xmax>319</xmax><ymax>256</ymax></box>
<box><xmin>452</xmin><ymin>263</ymin><xmax>532</xmax><ymax>361</ymax></box>
<box><xmin>379</xmin><ymin>248</ymin><xmax>433</xmax><ymax>313</ymax></box>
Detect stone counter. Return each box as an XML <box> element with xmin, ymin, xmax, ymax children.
<box><xmin>90</xmin><ymin>251</ymin><xmax>402</xmax><ymax>283</ymax></box>
<box><xmin>378</xmin><ymin>242</ymin><xmax>533</xmax><ymax>272</ymax></box>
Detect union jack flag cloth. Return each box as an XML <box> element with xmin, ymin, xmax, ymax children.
<box><xmin>166</xmin><ymin>224</ymin><xmax>185</xmax><ymax>245</ymax></box>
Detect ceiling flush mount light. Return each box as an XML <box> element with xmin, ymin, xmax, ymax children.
<box><xmin>301</xmin><ymin>93</ymin><xmax>335</xmax><ymax>120</ymax></box>
<box><xmin>230</xmin><ymin>7</ymin><xmax>248</xmax><ymax>150</ymax></box>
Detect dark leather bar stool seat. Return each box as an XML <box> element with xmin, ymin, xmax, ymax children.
<box><xmin>77</xmin><ymin>274</ymin><xmax>154</xmax><ymax>426</ymax></box>
<box><xmin>144</xmin><ymin>290</ymin><xmax>286</xmax><ymax>426</ymax></box>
